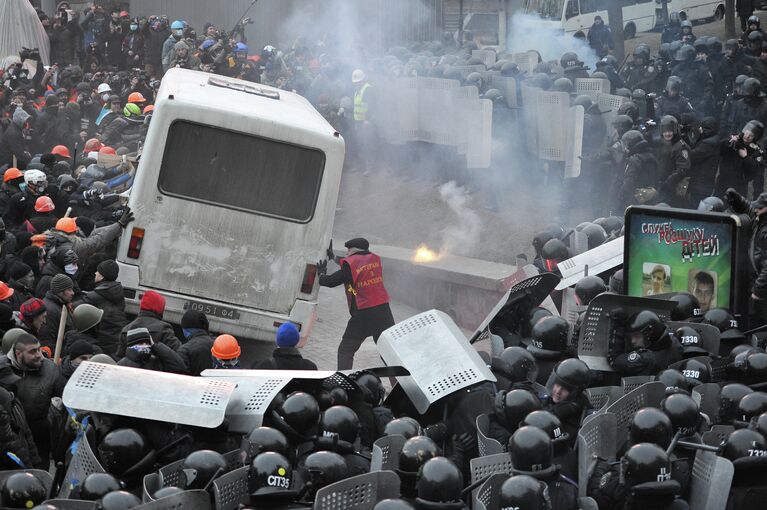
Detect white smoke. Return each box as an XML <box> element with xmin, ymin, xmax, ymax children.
<box><xmin>506</xmin><ymin>13</ymin><xmax>600</xmax><ymax>71</ymax></box>
<box><xmin>438</xmin><ymin>181</ymin><xmax>482</xmax><ymax>257</ymax></box>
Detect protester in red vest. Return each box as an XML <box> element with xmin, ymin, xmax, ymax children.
<box><xmin>318</xmin><ymin>237</ymin><xmax>394</xmax><ymax>370</ymax></box>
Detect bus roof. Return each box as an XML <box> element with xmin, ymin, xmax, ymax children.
<box><xmin>155</xmin><ymin>68</ymin><xmax>338</xmax><ymax>138</ymax></box>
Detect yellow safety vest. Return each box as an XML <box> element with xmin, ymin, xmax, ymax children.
<box><xmin>353</xmin><ymin>83</ymin><xmax>371</xmax><ymax>121</ymax></box>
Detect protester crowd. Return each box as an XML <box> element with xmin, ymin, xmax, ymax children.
<box><xmin>1</xmin><ymin>1</ymin><xmax>767</xmax><ymax>509</ymax></box>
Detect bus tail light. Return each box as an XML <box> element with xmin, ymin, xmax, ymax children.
<box><xmin>301</xmin><ymin>263</ymin><xmax>317</xmax><ymax>293</ymax></box>
<box><xmin>127</xmin><ymin>227</ymin><xmax>145</xmax><ymax>259</ymax></box>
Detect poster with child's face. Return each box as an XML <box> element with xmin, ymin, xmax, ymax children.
<box><xmin>627</xmin><ymin>211</ymin><xmax>733</xmax><ymax>310</ymax></box>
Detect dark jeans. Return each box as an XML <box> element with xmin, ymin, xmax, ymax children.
<box><xmin>338</xmin><ymin>304</ymin><xmax>395</xmax><ymax>370</ymax></box>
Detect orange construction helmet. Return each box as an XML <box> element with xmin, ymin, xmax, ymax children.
<box><xmin>0</xmin><ymin>281</ymin><xmax>14</xmax><ymax>301</ymax></box>
<box><xmin>3</xmin><ymin>168</ymin><xmax>23</xmax><ymax>183</ymax></box>
<box><xmin>55</xmin><ymin>217</ymin><xmax>78</xmax><ymax>234</ymax></box>
<box><xmin>143</xmin><ymin>104</ymin><xmax>155</xmax><ymax>114</ymax></box>
<box><xmin>30</xmin><ymin>234</ymin><xmax>47</xmax><ymax>247</ymax></box>
<box><xmin>34</xmin><ymin>196</ymin><xmax>55</xmax><ymax>213</ymax></box>
<box><xmin>127</xmin><ymin>92</ymin><xmax>146</xmax><ymax>104</ymax></box>
<box><xmin>211</xmin><ymin>334</ymin><xmax>241</xmax><ymax>360</ymax></box>
<box><xmin>51</xmin><ymin>145</ymin><xmax>71</xmax><ymax>158</ymax></box>
<box><xmin>99</xmin><ymin>146</ymin><xmax>117</xmax><ymax>156</ymax></box>
<box><xmin>84</xmin><ymin>138</ymin><xmax>103</xmax><ymax>153</ymax></box>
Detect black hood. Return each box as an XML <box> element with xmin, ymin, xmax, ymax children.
<box><xmin>699</xmin><ymin>118</ymin><xmax>719</xmax><ymax>139</ymax></box>
<box><xmin>94</xmin><ymin>280</ymin><xmax>125</xmax><ymax>305</ymax></box>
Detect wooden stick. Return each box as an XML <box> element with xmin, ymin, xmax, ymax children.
<box><xmin>53</xmin><ymin>305</ymin><xmax>68</xmax><ymax>365</ymax></box>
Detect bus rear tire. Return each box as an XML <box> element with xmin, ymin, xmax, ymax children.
<box><xmin>623</xmin><ymin>23</ymin><xmax>636</xmax><ymax>40</ymax></box>
<box><xmin>715</xmin><ymin>5</ymin><xmax>725</xmax><ymax>21</ymax></box>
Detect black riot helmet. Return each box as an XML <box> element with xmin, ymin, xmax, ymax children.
<box><xmin>240</xmin><ymin>426</ymin><xmax>290</xmax><ymax>463</ymax></box>
<box><xmin>669</xmin><ymin>293</ymin><xmax>701</xmax><ymax>320</ymax></box>
<box><xmin>698</xmin><ymin>196</ymin><xmax>725</xmax><ymax>212</ymax></box>
<box><xmin>100</xmin><ymin>490</ymin><xmax>142</xmax><ymax>510</ymax></box>
<box><xmin>521</xmin><ymin>410</ymin><xmax>567</xmax><ymax>445</ymax></box>
<box><xmin>575</xmin><ymin>276</ymin><xmax>606</xmax><ymax>306</ymax></box>
<box><xmin>509</xmin><ymin>426</ymin><xmax>554</xmax><ymax>474</ymax></box>
<box><xmin>725</xmin><ymin>38</ymin><xmax>740</xmax><ymax>57</ymax></box>
<box><xmin>621</xmin><ymin>130</ymin><xmax>646</xmax><ymax>154</ymax></box>
<box><xmin>617</xmin><ymin>101</ymin><xmax>639</xmax><ymax>122</ymax></box>
<box><xmin>551</xmin><ymin>77</ymin><xmax>573</xmax><ymax>93</ymax></box>
<box><xmin>722</xmin><ymin>429</ymin><xmax>767</xmax><ymax>461</ymax></box>
<box><xmin>560</xmin><ymin>51</ymin><xmax>582</xmax><ymax>72</ymax></box>
<box><xmin>661</xmin><ymin>115</ymin><xmax>680</xmax><ymax>137</ymax></box>
<box><xmin>1</xmin><ymin>472</ymin><xmax>48</xmax><ymax>508</ymax></box>
<box><xmin>180</xmin><ymin>449</ymin><xmax>227</xmax><ymax>490</ymax></box>
<box><xmin>499</xmin><ymin>475</ymin><xmax>547</xmax><ymax>510</ymax></box>
<box><xmin>501</xmin><ymin>61</ymin><xmax>520</xmax><ymax>77</ymax></box>
<box><xmin>303</xmin><ymin>451</ymin><xmax>348</xmax><ymax>498</ymax></box>
<box><xmin>582</xmin><ymin>223</ymin><xmax>607</xmax><ymax>249</ymax></box>
<box><xmin>97</xmin><ymin>428</ymin><xmax>151</xmax><ymax>476</ymax></box>
<box><xmin>494</xmin><ymin>389</ymin><xmax>542</xmax><ymax>430</ymax></box>
<box><xmin>384</xmin><ymin>418</ymin><xmax>422</xmax><ymax>439</ymax></box>
<box><xmin>248</xmin><ymin>452</ymin><xmax>293</xmax><ymax>496</ymax></box>
<box><xmin>277</xmin><ymin>391</ymin><xmax>320</xmax><ymax>435</ymax></box>
<box><xmin>498</xmin><ymin>346</ymin><xmax>539</xmax><ymax>383</ymax></box>
<box><xmin>755</xmin><ymin>413</ymin><xmax>767</xmax><ymax>438</ymax></box>
<box><xmin>720</xmin><ymin>383</ymin><xmax>754</xmax><ymax>424</ymax></box>
<box><xmin>707</xmin><ymin>36</ymin><xmax>723</xmax><ymax>55</ymax></box>
<box><xmin>680</xmin><ymin>20</ymin><xmax>693</xmax><ymax>33</ymax></box>
<box><xmin>609</xmin><ymin>269</ymin><xmax>624</xmax><ymax>294</ymax></box>
<box><xmin>661</xmin><ymin>393</ymin><xmax>700</xmax><ymax>435</ymax></box>
<box><xmin>466</xmin><ymin>72</ymin><xmax>483</xmax><ymax>89</ymax></box>
<box><xmin>622</xmin><ymin>443</ymin><xmax>671</xmax><ymax>487</ymax></box>
<box><xmin>749</xmin><ymin>30</ymin><xmax>764</xmax><ymax>50</ymax></box>
<box><xmin>675</xmin><ymin>44</ymin><xmax>696</xmax><ymax>62</ymax></box>
<box><xmin>351</xmin><ymin>370</ymin><xmax>385</xmax><ymax>406</ymax></box>
<box><xmin>79</xmin><ymin>473</ymin><xmax>122</xmax><ymax>500</ymax></box>
<box><xmin>702</xmin><ymin>308</ymin><xmax>736</xmax><ymax>332</ymax></box>
<box><xmin>656</xmin><ymin>368</ymin><xmax>691</xmax><ymax>394</ymax></box>
<box><xmin>573</xmin><ymin>95</ymin><xmax>594</xmax><ymax>111</ymax></box>
<box><xmin>615</xmin><ymin>87</ymin><xmax>632</xmax><ymax>98</ymax></box>
<box><xmin>612</xmin><ymin>115</ymin><xmax>634</xmax><ymax>137</ymax></box>
<box><xmin>527</xmin><ymin>307</ymin><xmax>553</xmax><ymax>337</ymax></box>
<box><xmin>530</xmin><ymin>73</ymin><xmax>552</xmax><ymax>90</ymax></box>
<box><xmin>743</xmin><ymin>77</ymin><xmax>762</xmax><ymax>97</ymax></box>
<box><xmin>541</xmin><ymin>239</ymin><xmax>569</xmax><ymax>272</ymax></box>
<box><xmin>665</xmin><ymin>76</ymin><xmax>683</xmax><ymax>96</ymax></box>
<box><xmin>743</xmin><ymin>119</ymin><xmax>765</xmax><ymax>142</ymax></box>
<box><xmin>630</xmin><ymin>407</ymin><xmax>674</xmax><ymax>448</ymax></box>
<box><xmin>633</xmin><ymin>44</ymin><xmax>650</xmax><ymax>64</ymax></box>
<box><xmin>744</xmin><ymin>352</ymin><xmax>767</xmax><ymax>385</ymax></box>
<box><xmin>737</xmin><ymin>392</ymin><xmax>767</xmax><ymax>426</ymax></box>
<box><xmin>669</xmin><ymin>11</ymin><xmax>681</xmax><ymax>25</ymax></box>
<box><xmin>373</xmin><ymin>500</ymin><xmax>416</xmax><ymax>510</ymax></box>
<box><xmin>529</xmin><ymin>316</ymin><xmax>569</xmax><ymax>357</ymax></box>
<box><xmin>483</xmin><ymin>88</ymin><xmax>504</xmax><ymax>103</ymax></box>
<box><xmin>693</xmin><ymin>38</ymin><xmax>709</xmax><ymax>56</ymax></box>
<box><xmin>678</xmin><ymin>358</ymin><xmax>711</xmax><ymax>387</ymax></box>
<box><xmin>552</xmin><ymin>358</ymin><xmax>590</xmax><ymax>395</ymax></box>
<box><xmin>153</xmin><ymin>487</ymin><xmax>183</xmax><ymax>500</ymax></box>
<box><xmin>319</xmin><ymin>405</ymin><xmax>360</xmax><ymax>444</ymax></box>
<box><xmin>591</xmin><ymin>71</ymin><xmax>609</xmax><ymax>80</ymax></box>
<box><xmin>398</xmin><ymin>436</ymin><xmax>442</xmax><ymax>474</ymax></box>
<box><xmin>749</xmin><ymin>15</ymin><xmax>761</xmax><ymax>29</ymax></box>
<box><xmin>416</xmin><ymin>457</ymin><xmax>464</xmax><ymax>504</ymax></box>
<box><xmin>627</xmin><ymin>310</ymin><xmax>667</xmax><ymax>347</ymax></box>
<box><xmin>676</xmin><ymin>327</ymin><xmax>708</xmax><ymax>357</ymax></box>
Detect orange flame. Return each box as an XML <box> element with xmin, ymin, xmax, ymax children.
<box><xmin>412</xmin><ymin>244</ymin><xmax>441</xmax><ymax>264</ymax></box>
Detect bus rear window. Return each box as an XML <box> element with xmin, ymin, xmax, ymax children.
<box><xmin>158</xmin><ymin>121</ymin><xmax>325</xmax><ymax>222</ymax></box>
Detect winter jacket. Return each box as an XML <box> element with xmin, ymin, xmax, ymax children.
<box><xmin>141</xmin><ymin>24</ymin><xmax>169</xmax><ymax>68</ymax></box>
<box><xmin>729</xmin><ymin>190</ymin><xmax>767</xmax><ymax>298</ymax></box>
<box><xmin>716</xmin><ymin>136</ymin><xmax>762</xmax><ymax>195</ymax></box>
<box><xmin>688</xmin><ymin>120</ymin><xmax>721</xmax><ymax>199</ymax></box>
<box><xmin>117</xmin><ymin>310</ymin><xmax>181</xmax><ymax>358</ymax></box>
<box><xmin>616</xmin><ymin>141</ymin><xmax>658</xmax><ymax>211</ymax></box>
<box><xmin>46</xmin><ymin>223</ymin><xmax>123</xmax><ymax>267</ymax></box>
<box><xmin>731</xmin><ymin>95</ymin><xmax>767</xmax><ymax>135</ymax></box>
<box><xmin>38</xmin><ymin>292</ymin><xmax>74</xmax><ymax>351</ymax></box>
<box><xmin>117</xmin><ymin>342</ymin><xmax>186</xmax><ymax>373</ymax></box>
<box><xmin>48</xmin><ymin>21</ymin><xmax>79</xmax><ymax>66</ymax></box>
<box><xmin>4</xmin><ymin>354</ymin><xmax>65</xmax><ymax>425</ymax></box>
<box><xmin>162</xmin><ymin>35</ymin><xmax>180</xmax><ymax>71</ymax></box>
<box><xmin>34</xmin><ymin>106</ymin><xmax>66</xmax><ymax>154</ymax></box>
<box><xmin>655</xmin><ymin>94</ymin><xmax>694</xmax><ymax>122</ymax></box>
<box><xmin>176</xmin><ymin>330</ymin><xmax>214</xmax><ymax>375</ymax></box>
<box><xmin>7</xmin><ymin>278</ymin><xmax>34</xmax><ymax>312</ymax></box>
<box><xmin>0</xmin><ymin>110</ymin><xmax>30</xmax><ymax>168</ymax></box>
<box><xmin>82</xmin><ymin>281</ymin><xmax>126</xmax><ymax>357</ymax></box>
<box><xmin>0</xmin><ymin>386</ymin><xmax>41</xmax><ymax>470</ymax></box>
<box><xmin>253</xmin><ymin>347</ymin><xmax>318</xmax><ymax>371</ymax></box>
<box><xmin>718</xmin><ymin>53</ymin><xmax>756</xmax><ymax>97</ymax></box>
<box><xmin>35</xmin><ymin>260</ymin><xmax>70</xmax><ymax>298</ymax></box>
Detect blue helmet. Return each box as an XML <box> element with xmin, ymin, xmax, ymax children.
<box><xmin>170</xmin><ymin>20</ymin><xmax>184</xmax><ymax>30</ymax></box>
<box><xmin>201</xmin><ymin>39</ymin><xmax>215</xmax><ymax>50</ymax></box>
<box><xmin>235</xmin><ymin>43</ymin><xmax>248</xmax><ymax>53</ymax></box>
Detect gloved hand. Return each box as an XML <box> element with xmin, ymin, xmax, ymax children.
<box><xmin>326</xmin><ymin>240</ymin><xmax>335</xmax><ymax>262</ymax></box>
<box><xmin>82</xmin><ymin>188</ymin><xmax>99</xmax><ymax>201</ymax></box>
<box><xmin>118</xmin><ymin>206</ymin><xmax>134</xmax><ymax>228</ymax></box>
<box><xmin>317</xmin><ymin>259</ymin><xmax>327</xmax><ymax>276</ymax></box>
<box><xmin>725</xmin><ymin>188</ymin><xmax>739</xmax><ymax>206</ymax></box>
<box><xmin>452</xmin><ymin>432</ymin><xmax>475</xmax><ymax>454</ymax></box>
<box><xmin>424</xmin><ymin>422</ymin><xmax>448</xmax><ymax>443</ymax></box>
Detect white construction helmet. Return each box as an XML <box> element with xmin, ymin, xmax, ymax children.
<box><xmin>96</xmin><ymin>83</ymin><xmax>111</xmax><ymax>94</ymax></box>
<box><xmin>351</xmin><ymin>69</ymin><xmax>366</xmax><ymax>83</ymax></box>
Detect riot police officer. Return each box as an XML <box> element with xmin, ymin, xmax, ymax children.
<box><xmin>609</xmin><ymin>311</ymin><xmax>683</xmax><ymax>376</ymax></box>
<box><xmin>655</xmin><ymin>76</ymin><xmax>695</xmax><ymax>121</ymax></box>
<box><xmin>658</xmin><ymin>115</ymin><xmax>692</xmax><ymax>206</ymax></box>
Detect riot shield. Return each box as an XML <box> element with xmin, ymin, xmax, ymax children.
<box><xmin>577</xmin><ymin>412</ymin><xmax>617</xmax><ymax>497</ymax></box>
<box><xmin>378</xmin><ymin>310</ymin><xmax>496</xmax><ymax>414</ymax></box>
<box><xmin>564</xmin><ymin>104</ymin><xmax>584</xmax><ymax>178</ymax></box>
<box><xmin>470</xmin><ymin>272</ymin><xmax>561</xmax><ymax>344</ymax></box>
<box><xmin>488</xmin><ymin>75</ymin><xmax>518</xmax><ymax>109</ymax></box>
<box><xmin>418</xmin><ymin>77</ymin><xmax>463</xmax><ymax>147</ymax></box>
<box><xmin>200</xmin><ymin>370</ymin><xmax>361</xmax><ymax>434</ymax></box>
<box><xmin>314</xmin><ymin>471</ymin><xmax>400</xmax><ymax>510</ymax></box>
<box><xmin>604</xmin><ymin>382</ymin><xmax>666</xmax><ymax>451</ymax></box>
<box><xmin>511</xmin><ymin>51</ymin><xmax>540</xmax><ymax>75</ymax></box>
<box><xmin>472</xmin><ymin>49</ymin><xmax>497</xmax><ymax>67</ymax></box>
<box><xmin>577</xmin><ymin>294</ymin><xmax>676</xmax><ymax>371</ymax></box>
<box><xmin>574</xmin><ymin>78</ymin><xmax>611</xmax><ymax>100</ymax></box>
<box><xmin>452</xmin><ymin>65</ymin><xmax>487</xmax><ymax>78</ymax></box>
<box><xmin>63</xmin><ymin>362</ymin><xmax>235</xmax><ymax>428</ymax></box>
<box><xmin>536</xmin><ymin>91</ymin><xmax>571</xmax><ymax>162</ymax></box>
<box><xmin>688</xmin><ymin>451</ymin><xmax>734</xmax><ymax>510</ymax></box>
<box><xmin>556</xmin><ymin>236</ymin><xmax>624</xmax><ymax>290</ymax></box>
<box><xmin>520</xmin><ymin>84</ymin><xmax>539</xmax><ymax>154</ymax></box>
<box><xmin>466</xmin><ymin>98</ymin><xmax>493</xmax><ymax>169</ymax></box>
<box><xmin>474</xmin><ymin>473</ymin><xmax>508</xmax><ymax>510</ymax></box>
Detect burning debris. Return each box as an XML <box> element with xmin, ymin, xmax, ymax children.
<box><xmin>412</xmin><ymin>244</ymin><xmax>441</xmax><ymax>264</ymax></box>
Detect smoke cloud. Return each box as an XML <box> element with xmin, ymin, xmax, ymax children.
<box><xmin>438</xmin><ymin>181</ymin><xmax>482</xmax><ymax>257</ymax></box>
<box><xmin>507</xmin><ymin>13</ymin><xmax>600</xmax><ymax>70</ymax></box>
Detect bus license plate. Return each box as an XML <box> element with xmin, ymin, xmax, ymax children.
<box><xmin>184</xmin><ymin>300</ymin><xmax>240</xmax><ymax>320</ymax></box>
